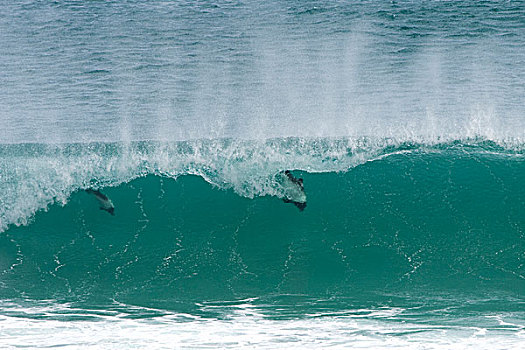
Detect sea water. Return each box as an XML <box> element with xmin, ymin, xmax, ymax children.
<box><xmin>0</xmin><ymin>1</ymin><xmax>524</xmax><ymax>348</ymax></box>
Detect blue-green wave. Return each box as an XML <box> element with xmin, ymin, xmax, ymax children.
<box><xmin>0</xmin><ymin>138</ymin><xmax>523</xmax><ymax>313</ymax></box>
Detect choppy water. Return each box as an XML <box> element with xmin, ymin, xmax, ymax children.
<box><xmin>1</xmin><ymin>0</ymin><xmax>524</xmax><ymax>348</ymax></box>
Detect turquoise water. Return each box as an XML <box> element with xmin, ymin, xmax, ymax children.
<box><xmin>0</xmin><ymin>139</ymin><xmax>523</xmax><ymax>347</ymax></box>
<box><xmin>1</xmin><ymin>0</ymin><xmax>524</xmax><ymax>348</ymax></box>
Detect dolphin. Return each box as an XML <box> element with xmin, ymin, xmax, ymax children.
<box><xmin>279</xmin><ymin>170</ymin><xmax>307</xmax><ymax>211</ymax></box>
<box><xmin>86</xmin><ymin>188</ymin><xmax>115</xmax><ymax>215</ymax></box>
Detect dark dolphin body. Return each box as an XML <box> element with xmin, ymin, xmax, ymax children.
<box><xmin>86</xmin><ymin>188</ymin><xmax>115</xmax><ymax>215</ymax></box>
<box><xmin>281</xmin><ymin>170</ymin><xmax>307</xmax><ymax>211</ymax></box>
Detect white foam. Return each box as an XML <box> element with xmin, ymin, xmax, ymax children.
<box><xmin>0</xmin><ymin>301</ymin><xmax>523</xmax><ymax>349</ymax></box>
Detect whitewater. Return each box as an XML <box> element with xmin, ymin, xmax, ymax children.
<box><xmin>1</xmin><ymin>0</ymin><xmax>524</xmax><ymax>348</ymax></box>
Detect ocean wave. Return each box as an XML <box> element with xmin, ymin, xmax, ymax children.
<box><xmin>0</xmin><ymin>135</ymin><xmax>523</xmax><ymax>308</ymax></box>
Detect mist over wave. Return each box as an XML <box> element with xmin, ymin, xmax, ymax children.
<box><xmin>0</xmin><ymin>1</ymin><xmax>524</xmax><ymax>142</ymax></box>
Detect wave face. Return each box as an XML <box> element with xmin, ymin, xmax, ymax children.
<box><xmin>1</xmin><ymin>139</ymin><xmax>523</xmax><ymax>314</ymax></box>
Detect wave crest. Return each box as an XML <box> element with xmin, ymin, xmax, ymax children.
<box><xmin>0</xmin><ymin>136</ymin><xmax>523</xmax><ymax>232</ymax></box>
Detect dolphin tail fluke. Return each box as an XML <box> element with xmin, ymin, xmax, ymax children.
<box><xmin>294</xmin><ymin>202</ymin><xmax>306</xmax><ymax>211</ymax></box>
<box><xmin>100</xmin><ymin>207</ymin><xmax>115</xmax><ymax>216</ymax></box>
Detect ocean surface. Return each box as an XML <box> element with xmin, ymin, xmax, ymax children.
<box><xmin>1</xmin><ymin>1</ymin><xmax>524</xmax><ymax>348</ymax></box>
